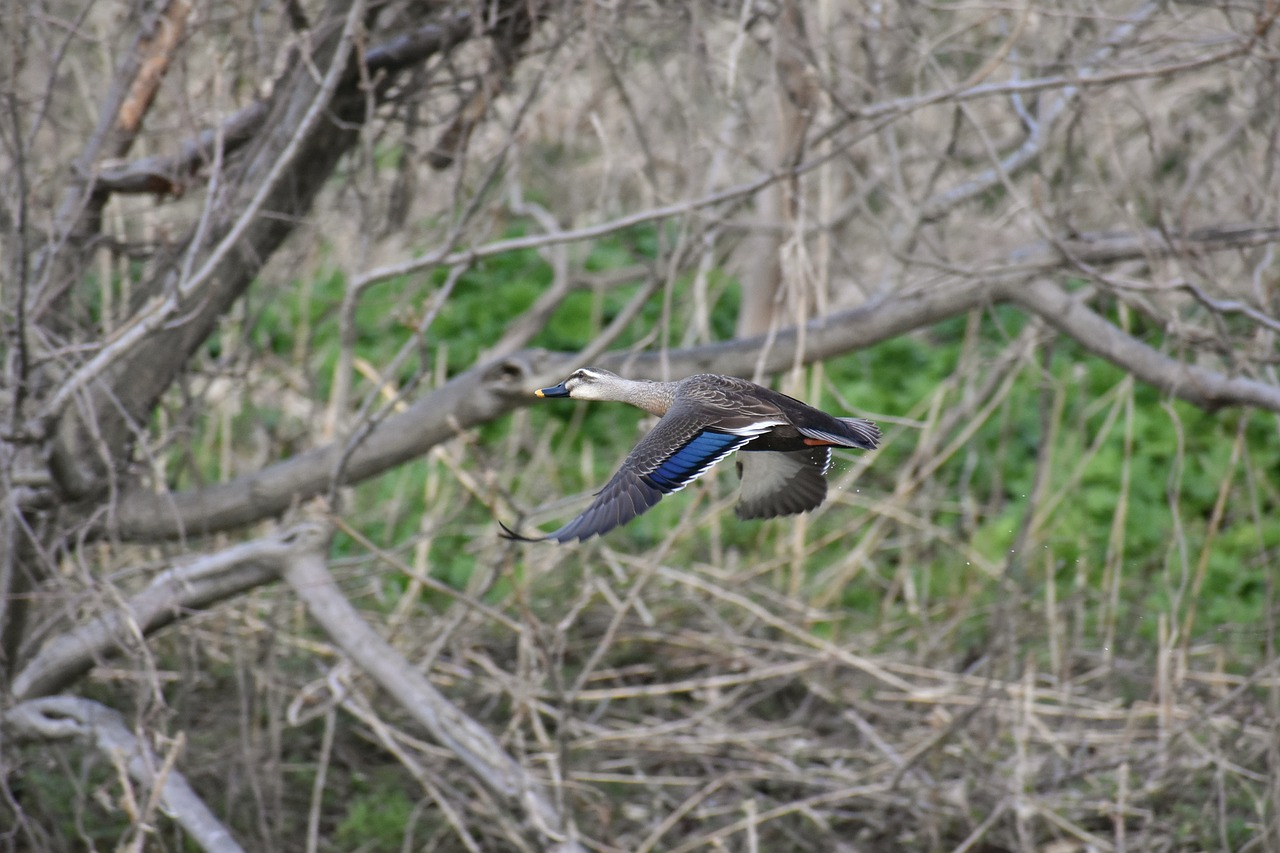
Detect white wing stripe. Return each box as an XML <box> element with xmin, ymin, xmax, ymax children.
<box><xmin>721</xmin><ymin>420</ymin><xmax>785</xmax><ymax>437</ymax></box>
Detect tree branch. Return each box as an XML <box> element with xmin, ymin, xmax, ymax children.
<box><xmin>1004</xmin><ymin>224</ymin><xmax>1280</xmax><ymax>270</ymax></box>
<box><xmin>91</xmin><ymin>11</ymin><xmax>477</xmax><ymax>198</ymax></box>
<box><xmin>42</xmin><ymin>0</ymin><xmax>369</xmax><ymax>425</ymax></box>
<box><xmin>99</xmin><ymin>351</ymin><xmax>555</xmax><ymax>540</ymax></box>
<box><xmin>1000</xmin><ymin>277</ymin><xmax>1280</xmax><ymax>412</ymax></box>
<box><xmin>280</xmin><ymin>542</ymin><xmax>584</xmax><ymax>851</ymax></box>
<box><xmin>30</xmin><ymin>0</ymin><xmax>193</xmax><ymax>321</ymax></box>
<box><xmin>920</xmin><ymin>1</ymin><xmax>1162</xmax><ymax>221</ymax></box>
<box><xmin>97</xmin><ymin>220</ymin><xmax>1280</xmax><ymax>542</ymax></box>
<box><xmin>9</xmin><ymin>522</ymin><xmax>329</xmax><ymax>701</ymax></box>
<box><xmin>44</xmin><ymin>3</ymin><xmax>498</xmax><ymax>500</ymax></box>
<box><xmin>4</xmin><ymin>696</ymin><xmax>245</xmax><ymax>853</ymax></box>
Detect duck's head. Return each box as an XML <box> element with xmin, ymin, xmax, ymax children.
<box><xmin>536</xmin><ymin>367</ymin><xmax>622</xmax><ymax>401</ymax></box>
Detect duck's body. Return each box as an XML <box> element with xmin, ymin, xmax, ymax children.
<box><xmin>504</xmin><ymin>368</ymin><xmax>879</xmax><ymax>543</ymax></box>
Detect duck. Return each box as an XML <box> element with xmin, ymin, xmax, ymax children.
<box><xmin>502</xmin><ymin>367</ymin><xmax>879</xmax><ymax>543</ymax></box>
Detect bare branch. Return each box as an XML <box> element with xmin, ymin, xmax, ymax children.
<box><xmin>39</xmin><ymin>0</ymin><xmax>369</xmax><ymax>424</ymax></box>
<box><xmin>353</xmin><ymin>169</ymin><xmax>786</xmax><ymax>291</ymax></box>
<box><xmin>1001</xmin><ymin>278</ymin><xmax>1280</xmax><ymax>412</ymax></box>
<box><xmin>100</xmin><ymin>351</ymin><xmax>551</xmax><ymax>540</ymax></box>
<box><xmin>30</xmin><ymin>0</ymin><xmax>194</xmax><ymax>316</ymax></box>
<box><xmin>1006</xmin><ymin>224</ymin><xmax>1280</xmax><ymax>271</ymax></box>
<box><xmin>97</xmin><ymin>221</ymin><xmax>1280</xmax><ymax>542</ymax></box>
<box><xmin>280</xmin><ymin>541</ymin><xmax>585</xmax><ymax>851</ymax></box>
<box><xmin>4</xmin><ymin>696</ymin><xmax>245</xmax><ymax>853</ymax></box>
<box><xmin>43</xmin><ymin>3</ymin><xmax>522</xmax><ymax>500</ymax></box>
<box><xmin>92</xmin><ymin>11</ymin><xmax>477</xmax><ymax>198</ymax></box>
<box><xmin>10</xmin><ymin>522</ymin><xmax>330</xmax><ymax>701</ymax></box>
<box><xmin>920</xmin><ymin>1</ymin><xmax>1164</xmax><ymax>221</ymax></box>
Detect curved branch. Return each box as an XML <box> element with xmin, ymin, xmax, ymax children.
<box><xmin>921</xmin><ymin>1</ymin><xmax>1162</xmax><ymax>221</ymax></box>
<box><xmin>100</xmin><ymin>216</ymin><xmax>1280</xmax><ymax>543</ymax></box>
<box><xmin>4</xmin><ymin>696</ymin><xmax>245</xmax><ymax>853</ymax></box>
<box><xmin>10</xmin><ymin>522</ymin><xmax>329</xmax><ymax>701</ymax></box>
<box><xmin>280</xmin><ymin>544</ymin><xmax>583</xmax><ymax>850</ymax></box>
<box><xmin>1000</xmin><ymin>278</ymin><xmax>1280</xmax><ymax>412</ymax></box>
<box><xmin>102</xmin><ymin>279</ymin><xmax>990</xmax><ymax>541</ymax></box>
<box><xmin>92</xmin><ymin>11</ymin><xmax>478</xmax><ymax>198</ymax></box>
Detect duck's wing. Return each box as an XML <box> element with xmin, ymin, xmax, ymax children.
<box><xmin>680</xmin><ymin>376</ymin><xmax>792</xmax><ymax>427</ymax></box>
<box><xmin>697</xmin><ymin>377</ymin><xmax>881</xmax><ymax>450</ymax></box>
<box><xmin>735</xmin><ymin>448</ymin><xmax>831</xmax><ymax>519</ymax></box>
<box><xmin>514</xmin><ymin>403</ymin><xmax>781</xmax><ymax>543</ymax></box>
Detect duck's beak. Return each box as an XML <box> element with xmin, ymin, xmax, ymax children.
<box><xmin>535</xmin><ymin>382</ymin><xmax>570</xmax><ymax>398</ymax></box>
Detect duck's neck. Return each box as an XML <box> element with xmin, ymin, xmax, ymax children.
<box><xmin>618</xmin><ymin>378</ymin><xmax>675</xmax><ymax>417</ymax></box>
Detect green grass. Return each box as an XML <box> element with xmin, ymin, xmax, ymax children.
<box><xmin>175</xmin><ymin>218</ymin><xmax>1280</xmax><ymax>665</ymax></box>
<box><xmin>335</xmin><ymin>770</ymin><xmax>420</xmax><ymax>853</ymax></box>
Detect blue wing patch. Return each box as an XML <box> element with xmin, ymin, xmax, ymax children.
<box><xmin>646</xmin><ymin>430</ymin><xmax>745</xmax><ymax>493</ymax></box>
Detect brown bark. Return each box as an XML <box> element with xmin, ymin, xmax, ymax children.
<box><xmin>736</xmin><ymin>0</ymin><xmax>816</xmax><ymax>339</ymax></box>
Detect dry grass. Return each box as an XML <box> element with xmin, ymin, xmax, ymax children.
<box><xmin>5</xmin><ymin>1</ymin><xmax>1280</xmax><ymax>851</ymax></box>
<box><xmin>141</xmin><ymin>524</ymin><xmax>1273</xmax><ymax>851</ymax></box>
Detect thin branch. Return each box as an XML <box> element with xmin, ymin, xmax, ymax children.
<box><xmin>920</xmin><ymin>1</ymin><xmax>1161</xmax><ymax>221</ymax></box>
<box><xmin>1179</xmin><ymin>279</ymin><xmax>1280</xmax><ymax>335</ymax></box>
<box><xmin>352</xmin><ymin>168</ymin><xmax>788</xmax><ymax>291</ymax></box>
<box><xmin>30</xmin><ymin>0</ymin><xmax>192</xmax><ymax>309</ymax></box>
<box><xmin>279</xmin><ymin>541</ymin><xmax>585</xmax><ymax>851</ymax></box>
<box><xmin>4</xmin><ymin>696</ymin><xmax>245</xmax><ymax>853</ymax></box>
<box><xmin>338</xmin><ymin>691</ymin><xmax>486</xmax><ymax>853</ymax></box>
<box><xmin>9</xmin><ymin>522</ymin><xmax>329</xmax><ymax>701</ymax></box>
<box><xmin>91</xmin><ymin>11</ymin><xmax>478</xmax><ymax>197</ymax></box>
<box><xmin>39</xmin><ymin>0</ymin><xmax>368</xmax><ymax>423</ymax></box>
<box><xmin>88</xmin><ymin>6</ymin><xmax>1250</xmax><ymax>208</ymax></box>
<box><xmin>1005</xmin><ymin>224</ymin><xmax>1280</xmax><ymax>271</ymax></box>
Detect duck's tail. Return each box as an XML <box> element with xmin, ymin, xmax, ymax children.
<box><xmin>798</xmin><ymin>417</ymin><xmax>880</xmax><ymax>450</ymax></box>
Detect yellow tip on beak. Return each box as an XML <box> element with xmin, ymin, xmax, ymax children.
<box><xmin>534</xmin><ymin>389</ymin><xmax>546</xmax><ymax>397</ymax></box>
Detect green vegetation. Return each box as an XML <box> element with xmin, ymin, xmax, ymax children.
<box><xmin>177</xmin><ymin>218</ymin><xmax>1278</xmax><ymax>670</ymax></box>
<box><xmin>11</xmin><ymin>3</ymin><xmax>1277</xmax><ymax>850</ymax></box>
<box><xmin>73</xmin><ymin>218</ymin><xmax>1268</xmax><ymax>852</ymax></box>
<box><xmin>335</xmin><ymin>771</ymin><xmax>419</xmax><ymax>852</ymax></box>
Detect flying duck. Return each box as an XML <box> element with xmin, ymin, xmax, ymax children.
<box><xmin>502</xmin><ymin>368</ymin><xmax>879</xmax><ymax>543</ymax></box>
